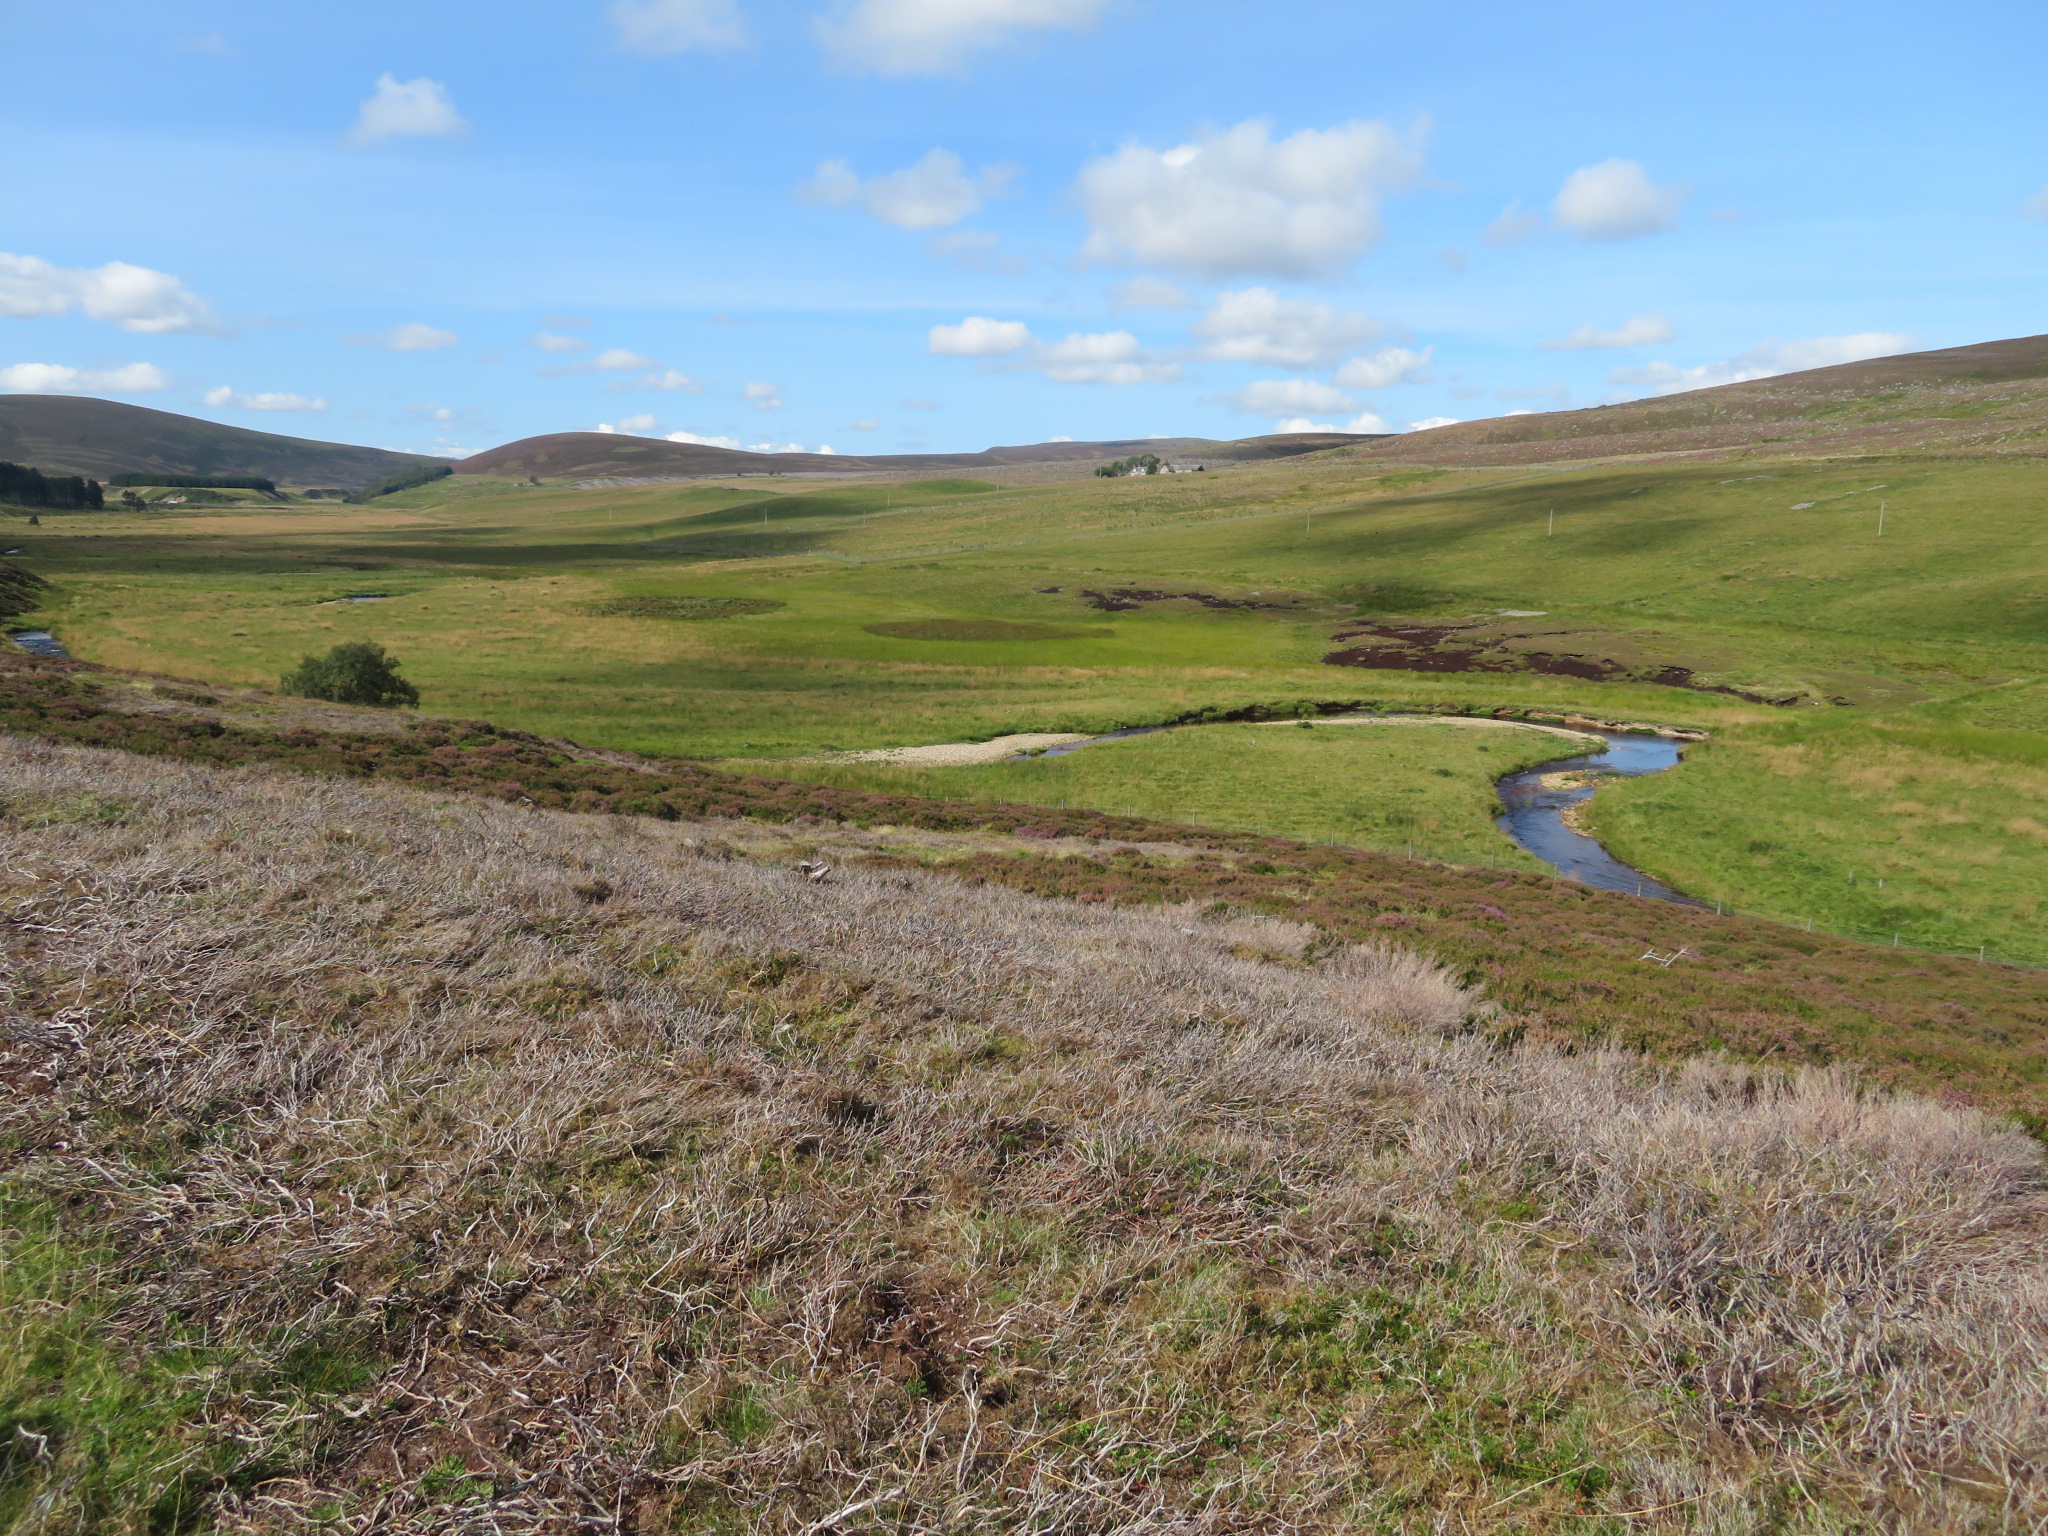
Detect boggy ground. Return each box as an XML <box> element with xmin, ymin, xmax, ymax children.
<box><xmin>6</xmin><ymin>734</ymin><xmax>2048</xmax><ymax>1533</ymax></box>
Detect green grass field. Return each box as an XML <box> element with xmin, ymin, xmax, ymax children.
<box><xmin>8</xmin><ymin>443</ymin><xmax>2048</xmax><ymax>956</ymax></box>
<box><xmin>753</xmin><ymin>718</ymin><xmax>1571</xmax><ymax>866</ymax></box>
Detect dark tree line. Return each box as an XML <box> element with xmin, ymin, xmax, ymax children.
<box><xmin>347</xmin><ymin>463</ymin><xmax>453</xmax><ymax>503</ymax></box>
<box><xmin>0</xmin><ymin>461</ymin><xmax>103</xmax><ymax>509</ymax></box>
<box><xmin>109</xmin><ymin>473</ymin><xmax>278</xmax><ymax>493</ymax></box>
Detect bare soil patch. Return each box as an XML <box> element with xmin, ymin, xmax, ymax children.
<box><xmin>1324</xmin><ymin>620</ymin><xmax>1812</xmax><ymax>705</ymax></box>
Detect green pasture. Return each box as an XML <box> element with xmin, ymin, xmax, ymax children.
<box><xmin>7</xmin><ymin>447</ymin><xmax>2048</xmax><ymax>955</ymax></box>
<box><xmin>752</xmin><ymin>718</ymin><xmax>1571</xmax><ymax>866</ymax></box>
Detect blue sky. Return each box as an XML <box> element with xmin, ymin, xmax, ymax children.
<box><xmin>2</xmin><ymin>0</ymin><xmax>2043</xmax><ymax>460</ymax></box>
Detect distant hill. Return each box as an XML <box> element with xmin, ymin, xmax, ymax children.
<box><xmin>455</xmin><ymin>431</ymin><xmax>1379</xmax><ymax>483</ymax></box>
<box><xmin>0</xmin><ymin>396</ymin><xmax>447</xmax><ymax>489</ymax></box>
<box><xmin>1362</xmin><ymin>333</ymin><xmax>2048</xmax><ymax>467</ymax></box>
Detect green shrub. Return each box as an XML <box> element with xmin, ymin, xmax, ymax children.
<box><xmin>279</xmin><ymin>641</ymin><xmax>420</xmax><ymax>707</ymax></box>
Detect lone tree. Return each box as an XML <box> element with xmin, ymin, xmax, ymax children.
<box><xmin>279</xmin><ymin>640</ymin><xmax>420</xmax><ymax>707</ymax></box>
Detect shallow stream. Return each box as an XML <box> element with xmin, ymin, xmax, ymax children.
<box><xmin>1494</xmin><ymin>730</ymin><xmax>1700</xmax><ymax>905</ymax></box>
<box><xmin>1024</xmin><ymin>713</ymin><xmax>1699</xmax><ymax>904</ymax></box>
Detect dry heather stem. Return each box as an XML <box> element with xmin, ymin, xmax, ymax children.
<box><xmin>2</xmin><ymin>735</ymin><xmax>2045</xmax><ymax>1534</ymax></box>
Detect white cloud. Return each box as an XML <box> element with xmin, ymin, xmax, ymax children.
<box><xmin>1075</xmin><ymin>118</ymin><xmax>1423</xmax><ymax>280</ymax></box>
<box><xmin>0</xmin><ymin>252</ymin><xmax>220</xmax><ymax>335</ymax></box>
<box><xmin>1034</xmin><ymin>329</ymin><xmax>1177</xmax><ymax>385</ymax></box>
<box><xmin>1270</xmin><ymin>411</ymin><xmax>1388</xmax><ymax>434</ymax></box>
<box><xmin>1193</xmin><ymin>287</ymin><xmax>1382</xmax><ymax>370</ymax></box>
<box><xmin>928</xmin><ymin>316</ymin><xmax>1175</xmax><ymax>384</ymax></box>
<box><xmin>531</xmin><ymin>330</ymin><xmax>590</xmax><ymax>354</ymax></box>
<box><xmin>1610</xmin><ymin>332</ymin><xmax>1915</xmax><ymax>395</ymax></box>
<box><xmin>596</xmin><ymin>413</ymin><xmax>661</xmax><ymax>434</ymax></box>
<box><xmin>1229</xmin><ymin>378</ymin><xmax>1356</xmax><ymax>418</ymax></box>
<box><xmin>345</xmin><ymin>74</ymin><xmax>468</xmax><ymax>147</ymax></box>
<box><xmin>1551</xmin><ymin>159</ymin><xmax>1685</xmax><ymax>241</ymax></box>
<box><xmin>1542</xmin><ymin>315</ymin><xmax>1674</xmax><ymax>351</ymax></box>
<box><xmin>928</xmin><ymin>316</ymin><xmax>1034</xmax><ymax>356</ymax></box>
<box><xmin>203</xmin><ymin>385</ymin><xmax>327</xmax><ymax>411</ymax></box>
<box><xmin>668</xmin><ymin>429</ymin><xmax>743</xmax><ymax>448</ymax></box>
<box><xmin>636</xmin><ymin>369</ymin><xmax>702</xmax><ymax>391</ymax></box>
<box><xmin>591</xmin><ymin>348</ymin><xmax>658</xmax><ymax>370</ymax></box>
<box><xmin>1332</xmin><ymin>345</ymin><xmax>1433</xmax><ymax>389</ymax></box>
<box><xmin>851</xmin><ymin>417</ymin><xmax>879</xmax><ymax>431</ymax></box>
<box><xmin>1481</xmin><ymin>199</ymin><xmax>1542</xmax><ymax>247</ymax></box>
<box><xmin>1405</xmin><ymin>416</ymin><xmax>1461</xmax><ymax>432</ymax></box>
<box><xmin>1045</xmin><ymin>433</ymin><xmax>1075</xmax><ymax>441</ymax></box>
<box><xmin>1109</xmin><ymin>276</ymin><xmax>1195</xmax><ymax>311</ymax></box>
<box><xmin>352</xmin><ymin>322</ymin><xmax>459</xmax><ymax>352</ymax></box>
<box><xmin>817</xmin><ymin>0</ymin><xmax>1106</xmax><ymax>76</ymax></box>
<box><xmin>745</xmin><ymin>380</ymin><xmax>785</xmax><ymax>411</ymax></box>
<box><xmin>2026</xmin><ymin>185</ymin><xmax>2048</xmax><ymax>220</ymax></box>
<box><xmin>0</xmin><ymin>362</ymin><xmax>170</xmax><ymax>395</ymax></box>
<box><xmin>798</xmin><ymin>149</ymin><xmax>1012</xmax><ymax>230</ymax></box>
<box><xmin>610</xmin><ymin>0</ymin><xmax>744</xmax><ymax>54</ymax></box>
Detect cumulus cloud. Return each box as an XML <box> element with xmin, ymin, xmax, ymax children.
<box><xmin>590</xmin><ymin>348</ymin><xmax>659</xmax><ymax>370</ymax></box>
<box><xmin>345</xmin><ymin>74</ymin><xmax>468</xmax><ymax>146</ymax></box>
<box><xmin>1332</xmin><ymin>345</ymin><xmax>1432</xmax><ymax>389</ymax></box>
<box><xmin>610</xmin><ymin>0</ymin><xmax>744</xmax><ymax>54</ymax></box>
<box><xmin>668</xmin><ymin>429</ymin><xmax>743</xmax><ymax>448</ymax></box>
<box><xmin>1270</xmin><ymin>411</ymin><xmax>1389</xmax><ymax>435</ymax></box>
<box><xmin>1192</xmin><ymin>287</ymin><xmax>1382</xmax><ymax>370</ymax></box>
<box><xmin>203</xmin><ymin>385</ymin><xmax>327</xmax><ymax>411</ymax></box>
<box><xmin>1552</xmin><ymin>159</ymin><xmax>1685</xmax><ymax>241</ymax></box>
<box><xmin>1482</xmin><ymin>200</ymin><xmax>1541</xmax><ymax>247</ymax></box>
<box><xmin>0</xmin><ymin>362</ymin><xmax>170</xmax><ymax>394</ymax></box>
<box><xmin>1405</xmin><ymin>416</ymin><xmax>1461</xmax><ymax>432</ymax></box>
<box><xmin>1542</xmin><ymin>314</ymin><xmax>1674</xmax><ymax>351</ymax></box>
<box><xmin>530</xmin><ymin>330</ymin><xmax>589</xmax><ymax>354</ymax></box>
<box><xmin>928</xmin><ymin>316</ymin><xmax>1034</xmax><ymax>356</ymax></box>
<box><xmin>1033</xmin><ymin>329</ymin><xmax>1176</xmax><ymax>385</ymax></box>
<box><xmin>1228</xmin><ymin>378</ymin><xmax>1356</xmax><ymax>417</ymax></box>
<box><xmin>798</xmin><ymin>149</ymin><xmax>1014</xmax><ymax>230</ymax></box>
<box><xmin>744</xmin><ymin>381</ymin><xmax>784</xmax><ymax>410</ymax></box>
<box><xmin>1110</xmin><ymin>276</ymin><xmax>1194</xmax><ymax>311</ymax></box>
<box><xmin>851</xmin><ymin>418</ymin><xmax>879</xmax><ymax>430</ymax></box>
<box><xmin>0</xmin><ymin>252</ymin><xmax>220</xmax><ymax>335</ymax></box>
<box><xmin>352</xmin><ymin>322</ymin><xmax>459</xmax><ymax>352</ymax></box>
<box><xmin>635</xmin><ymin>369</ymin><xmax>702</xmax><ymax>391</ymax></box>
<box><xmin>818</xmin><ymin>0</ymin><xmax>1106</xmax><ymax>75</ymax></box>
<box><xmin>928</xmin><ymin>317</ymin><xmax>1175</xmax><ymax>384</ymax></box>
<box><xmin>595</xmin><ymin>413</ymin><xmax>661</xmax><ymax>435</ymax></box>
<box><xmin>1610</xmin><ymin>332</ymin><xmax>1915</xmax><ymax>395</ymax></box>
<box><xmin>1075</xmin><ymin>118</ymin><xmax>1423</xmax><ymax>280</ymax></box>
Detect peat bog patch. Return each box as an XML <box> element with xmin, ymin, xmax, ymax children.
<box><xmin>1324</xmin><ymin>619</ymin><xmax>1817</xmax><ymax>706</ymax></box>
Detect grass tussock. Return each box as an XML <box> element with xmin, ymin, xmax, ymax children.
<box><xmin>3</xmin><ymin>736</ymin><xmax>2047</xmax><ymax>1532</ymax></box>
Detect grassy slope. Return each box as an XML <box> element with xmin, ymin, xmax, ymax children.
<box><xmin>6</xmin><ymin>734</ymin><xmax>2046</xmax><ymax>1532</ymax></box>
<box><xmin>8</xmin><ymin>439</ymin><xmax>2048</xmax><ymax>957</ymax></box>
<box><xmin>7</xmin><ymin>648</ymin><xmax>2048</xmax><ymax>1119</ymax></box>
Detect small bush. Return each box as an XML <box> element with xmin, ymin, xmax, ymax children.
<box><xmin>279</xmin><ymin>641</ymin><xmax>420</xmax><ymax>707</ymax></box>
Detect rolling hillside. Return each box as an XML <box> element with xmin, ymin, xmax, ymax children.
<box><xmin>455</xmin><ymin>429</ymin><xmax>1380</xmax><ymax>482</ymax></box>
<box><xmin>1361</xmin><ymin>332</ymin><xmax>2048</xmax><ymax>466</ymax></box>
<box><xmin>0</xmin><ymin>395</ymin><xmax>447</xmax><ymax>488</ymax></box>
